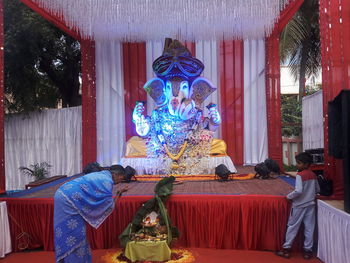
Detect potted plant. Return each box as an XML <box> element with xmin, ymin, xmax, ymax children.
<box><xmin>19</xmin><ymin>162</ymin><xmax>52</xmax><ymax>181</ymax></box>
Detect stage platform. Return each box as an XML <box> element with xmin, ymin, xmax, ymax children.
<box><xmin>0</xmin><ymin>167</ymin><xmax>298</xmax><ymax>253</ymax></box>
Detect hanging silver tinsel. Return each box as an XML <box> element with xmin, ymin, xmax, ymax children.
<box><xmin>33</xmin><ymin>0</ymin><xmax>290</xmax><ymax>41</ymax></box>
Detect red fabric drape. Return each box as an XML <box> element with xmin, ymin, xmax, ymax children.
<box><xmin>5</xmin><ymin>198</ymin><xmax>55</xmax><ymax>251</ymax></box>
<box><xmin>219</xmin><ymin>41</ymin><xmax>244</xmax><ymax>165</ymax></box>
<box><xmin>265</xmin><ymin>35</ymin><xmax>283</xmax><ymax>168</ymax></box>
<box><xmin>19</xmin><ymin>0</ymin><xmax>80</xmax><ymax>40</ymax></box>
<box><xmin>184</xmin><ymin>42</ymin><xmax>196</xmax><ymax>57</ymax></box>
<box><xmin>3</xmin><ymin>195</ymin><xmax>292</xmax><ymax>252</ymax></box>
<box><xmin>123</xmin><ymin>43</ymin><xmax>147</xmax><ymax>141</ymax></box>
<box><xmin>265</xmin><ymin>0</ymin><xmax>305</xmax><ymax>169</ymax></box>
<box><xmin>319</xmin><ymin>0</ymin><xmax>350</xmax><ymax>199</ymax></box>
<box><xmin>166</xmin><ymin>195</ymin><xmax>289</xmax><ymax>250</ymax></box>
<box><xmin>276</xmin><ymin>0</ymin><xmax>306</xmax><ymax>32</ymax></box>
<box><xmin>81</xmin><ymin>40</ymin><xmax>97</xmax><ymax>167</ymax></box>
<box><xmin>0</xmin><ymin>0</ymin><xmax>4</xmax><ymax>191</ymax></box>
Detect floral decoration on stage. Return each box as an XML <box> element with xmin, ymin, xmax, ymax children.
<box><xmin>133</xmin><ymin>39</ymin><xmax>221</xmax><ymax>175</ymax></box>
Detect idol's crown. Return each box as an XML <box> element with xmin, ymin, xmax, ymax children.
<box><xmin>152</xmin><ymin>39</ymin><xmax>204</xmax><ymax>80</ymax></box>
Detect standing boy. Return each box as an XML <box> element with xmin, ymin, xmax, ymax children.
<box><xmin>276</xmin><ymin>152</ymin><xmax>320</xmax><ymax>260</ymax></box>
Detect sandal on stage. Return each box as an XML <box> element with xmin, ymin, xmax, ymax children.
<box><xmin>275</xmin><ymin>249</ymin><xmax>291</xmax><ymax>259</ymax></box>
<box><xmin>303</xmin><ymin>250</ymin><xmax>313</xmax><ymax>260</ymax></box>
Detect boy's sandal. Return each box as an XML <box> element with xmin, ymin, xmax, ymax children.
<box><xmin>303</xmin><ymin>251</ymin><xmax>313</xmax><ymax>260</ymax></box>
<box><xmin>275</xmin><ymin>249</ymin><xmax>290</xmax><ymax>258</ymax></box>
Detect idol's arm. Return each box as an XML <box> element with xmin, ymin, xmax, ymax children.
<box><xmin>207</xmin><ymin>105</ymin><xmax>221</xmax><ymax>132</ymax></box>
<box><xmin>133</xmin><ymin>102</ymin><xmax>150</xmax><ymax>136</ymax></box>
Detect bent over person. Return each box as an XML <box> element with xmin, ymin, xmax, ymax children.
<box><xmin>54</xmin><ymin>165</ymin><xmax>127</xmax><ymax>263</ymax></box>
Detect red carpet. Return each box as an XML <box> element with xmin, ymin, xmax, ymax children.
<box><xmin>13</xmin><ymin>177</ymin><xmax>293</xmax><ymax>198</ymax></box>
<box><xmin>1</xmin><ymin>248</ymin><xmax>323</xmax><ymax>263</ymax></box>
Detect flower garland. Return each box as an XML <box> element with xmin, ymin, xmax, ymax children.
<box><xmin>156</xmin><ymin>111</ymin><xmax>201</xmax><ymax>170</ymax></box>
<box><xmin>164</xmin><ymin>141</ymin><xmax>188</xmax><ymax>161</ymax></box>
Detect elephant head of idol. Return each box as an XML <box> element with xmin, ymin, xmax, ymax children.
<box><xmin>143</xmin><ymin>39</ymin><xmax>216</xmax><ymax>120</ymax></box>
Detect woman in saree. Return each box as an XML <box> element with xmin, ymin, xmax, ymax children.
<box><xmin>53</xmin><ymin>165</ymin><xmax>127</xmax><ymax>263</ymax></box>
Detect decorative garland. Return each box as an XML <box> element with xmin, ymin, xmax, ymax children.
<box><xmin>156</xmin><ymin>111</ymin><xmax>201</xmax><ymax>170</ymax></box>
<box><xmin>164</xmin><ymin>141</ymin><xmax>188</xmax><ymax>161</ymax></box>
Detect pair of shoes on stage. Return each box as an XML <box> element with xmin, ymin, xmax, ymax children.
<box><xmin>275</xmin><ymin>248</ymin><xmax>291</xmax><ymax>258</ymax></box>
<box><xmin>303</xmin><ymin>250</ymin><xmax>313</xmax><ymax>260</ymax></box>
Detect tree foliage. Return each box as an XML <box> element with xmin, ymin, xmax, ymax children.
<box><xmin>280</xmin><ymin>0</ymin><xmax>321</xmax><ymax>98</ymax></box>
<box><xmin>4</xmin><ymin>0</ymin><xmax>81</xmax><ymax>113</ymax></box>
<box><xmin>281</xmin><ymin>94</ymin><xmax>302</xmax><ymax>137</ymax></box>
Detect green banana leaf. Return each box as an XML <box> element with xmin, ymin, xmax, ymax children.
<box><xmin>119</xmin><ymin>176</ymin><xmax>179</xmax><ymax>247</ymax></box>
<box><xmin>154</xmin><ymin>176</ymin><xmax>175</xmax><ymax>197</ymax></box>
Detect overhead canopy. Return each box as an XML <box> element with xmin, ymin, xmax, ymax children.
<box><xmin>32</xmin><ymin>0</ymin><xmax>290</xmax><ymax>41</ymax></box>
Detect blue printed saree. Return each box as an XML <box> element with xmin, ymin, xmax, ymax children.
<box><xmin>54</xmin><ymin>170</ymin><xmax>115</xmax><ymax>262</ymax></box>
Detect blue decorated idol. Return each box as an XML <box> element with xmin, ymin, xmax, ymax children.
<box><xmin>132</xmin><ymin>39</ymin><xmax>221</xmax><ymax>174</ymax></box>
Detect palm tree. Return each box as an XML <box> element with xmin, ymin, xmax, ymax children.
<box><xmin>280</xmin><ymin>0</ymin><xmax>321</xmax><ymax>99</ymax></box>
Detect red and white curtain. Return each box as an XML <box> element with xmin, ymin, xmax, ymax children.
<box><xmin>145</xmin><ymin>41</ymin><xmax>163</xmax><ymax>115</ymax></box>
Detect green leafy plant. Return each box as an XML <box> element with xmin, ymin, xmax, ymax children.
<box><xmin>280</xmin><ymin>0</ymin><xmax>320</xmax><ymax>99</ymax></box>
<box><xmin>4</xmin><ymin>0</ymin><xmax>81</xmax><ymax>113</ymax></box>
<box><xmin>19</xmin><ymin>162</ymin><xmax>52</xmax><ymax>181</ymax></box>
<box><xmin>283</xmin><ymin>164</ymin><xmax>297</xmax><ymax>172</ymax></box>
<box><xmin>281</xmin><ymin>94</ymin><xmax>302</xmax><ymax>136</ymax></box>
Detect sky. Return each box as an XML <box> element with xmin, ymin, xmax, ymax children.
<box><xmin>280</xmin><ymin>66</ymin><xmax>322</xmax><ymax>94</ymax></box>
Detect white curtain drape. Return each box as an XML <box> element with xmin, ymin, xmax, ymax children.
<box><xmin>95</xmin><ymin>40</ymin><xmax>125</xmax><ymax>166</ymax></box>
<box><xmin>317</xmin><ymin>200</ymin><xmax>350</xmax><ymax>263</ymax></box>
<box><xmin>302</xmin><ymin>90</ymin><xmax>324</xmax><ymax>150</ymax></box>
<box><xmin>0</xmin><ymin>202</ymin><xmax>11</xmax><ymax>258</ymax></box>
<box><xmin>5</xmin><ymin>107</ymin><xmax>82</xmax><ymax>190</ymax></box>
<box><xmin>243</xmin><ymin>39</ymin><xmax>268</xmax><ymax>164</ymax></box>
<box><xmin>145</xmin><ymin>41</ymin><xmax>163</xmax><ymax>115</ymax></box>
<box><xmin>195</xmin><ymin>40</ymin><xmax>221</xmax><ymax>138</ymax></box>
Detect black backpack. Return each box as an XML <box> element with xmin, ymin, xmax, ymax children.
<box><xmin>317</xmin><ymin>175</ymin><xmax>333</xmax><ymax>196</ymax></box>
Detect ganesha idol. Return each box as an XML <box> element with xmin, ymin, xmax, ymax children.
<box><xmin>122</xmin><ymin>39</ymin><xmax>236</xmax><ymax>175</ymax></box>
